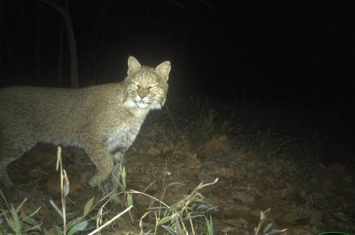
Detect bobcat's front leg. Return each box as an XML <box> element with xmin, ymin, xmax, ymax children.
<box><xmin>85</xmin><ymin>146</ymin><xmax>114</xmax><ymax>188</ymax></box>
<box><xmin>102</xmin><ymin>149</ymin><xmax>127</xmax><ymax>192</ymax></box>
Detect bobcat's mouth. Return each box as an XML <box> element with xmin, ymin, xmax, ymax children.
<box><xmin>123</xmin><ymin>95</ymin><xmax>162</xmax><ymax>110</ymax></box>
<box><xmin>135</xmin><ymin>100</ymin><xmax>149</xmax><ymax>109</ymax></box>
<box><xmin>134</xmin><ymin>97</ymin><xmax>162</xmax><ymax>110</ymax></box>
<box><xmin>133</xmin><ymin>96</ymin><xmax>151</xmax><ymax>109</ymax></box>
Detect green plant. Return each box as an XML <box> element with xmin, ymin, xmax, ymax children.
<box><xmin>254</xmin><ymin>209</ymin><xmax>287</xmax><ymax>235</ymax></box>
<box><xmin>1</xmin><ymin>151</ymin><xmax>219</xmax><ymax>235</ymax></box>
<box><xmin>143</xmin><ymin>178</ymin><xmax>219</xmax><ymax>235</ymax></box>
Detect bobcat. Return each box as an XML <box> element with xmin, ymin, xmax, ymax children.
<box><xmin>0</xmin><ymin>56</ymin><xmax>171</xmax><ymax>189</ymax></box>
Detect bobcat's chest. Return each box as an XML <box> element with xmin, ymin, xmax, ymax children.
<box><xmin>106</xmin><ymin>126</ymin><xmax>141</xmax><ymax>154</ymax></box>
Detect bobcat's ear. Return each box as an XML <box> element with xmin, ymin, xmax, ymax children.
<box><xmin>156</xmin><ymin>61</ymin><xmax>171</xmax><ymax>81</ymax></box>
<box><xmin>127</xmin><ymin>56</ymin><xmax>141</xmax><ymax>75</ymax></box>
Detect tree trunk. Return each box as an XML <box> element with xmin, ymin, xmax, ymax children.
<box><xmin>0</xmin><ymin>2</ymin><xmax>3</xmax><ymax>84</ymax></box>
<box><xmin>34</xmin><ymin>3</ymin><xmax>43</xmax><ymax>84</ymax></box>
<box><xmin>41</xmin><ymin>0</ymin><xmax>79</xmax><ymax>88</ymax></box>
<box><xmin>58</xmin><ymin>19</ymin><xmax>64</xmax><ymax>87</ymax></box>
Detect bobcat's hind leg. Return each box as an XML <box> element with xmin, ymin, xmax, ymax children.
<box><xmin>0</xmin><ymin>161</ymin><xmax>14</xmax><ymax>188</ymax></box>
<box><xmin>0</xmin><ymin>137</ymin><xmax>36</xmax><ymax>188</ymax></box>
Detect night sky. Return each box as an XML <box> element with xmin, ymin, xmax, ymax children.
<box><xmin>0</xmin><ymin>1</ymin><xmax>354</xmax><ymax>142</ymax></box>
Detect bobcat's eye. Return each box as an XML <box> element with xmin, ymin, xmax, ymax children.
<box><xmin>147</xmin><ymin>85</ymin><xmax>153</xmax><ymax>90</ymax></box>
<box><xmin>136</xmin><ymin>83</ymin><xmax>141</xmax><ymax>88</ymax></box>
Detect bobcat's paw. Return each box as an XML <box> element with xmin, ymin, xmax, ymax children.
<box><xmin>88</xmin><ymin>175</ymin><xmax>102</xmax><ymax>188</ymax></box>
<box><xmin>88</xmin><ymin>168</ymin><xmax>112</xmax><ymax>188</ymax></box>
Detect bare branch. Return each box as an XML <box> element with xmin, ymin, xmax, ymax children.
<box><xmin>198</xmin><ymin>0</ymin><xmax>214</xmax><ymax>10</ymax></box>
<box><xmin>166</xmin><ymin>0</ymin><xmax>187</xmax><ymax>10</ymax></box>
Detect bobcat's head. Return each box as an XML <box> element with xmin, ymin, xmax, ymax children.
<box><xmin>124</xmin><ymin>56</ymin><xmax>171</xmax><ymax>110</ymax></box>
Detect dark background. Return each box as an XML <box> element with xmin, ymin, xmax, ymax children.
<box><xmin>0</xmin><ymin>1</ymin><xmax>354</xmax><ymax>144</ymax></box>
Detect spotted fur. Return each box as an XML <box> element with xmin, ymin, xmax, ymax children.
<box><xmin>0</xmin><ymin>56</ymin><xmax>171</xmax><ymax>189</ymax></box>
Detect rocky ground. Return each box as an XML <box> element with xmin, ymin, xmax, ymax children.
<box><xmin>1</xmin><ymin>96</ymin><xmax>354</xmax><ymax>235</ymax></box>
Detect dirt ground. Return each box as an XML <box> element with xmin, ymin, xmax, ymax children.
<box><xmin>1</xmin><ymin>98</ymin><xmax>354</xmax><ymax>235</ymax></box>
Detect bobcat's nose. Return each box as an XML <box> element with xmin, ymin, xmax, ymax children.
<box><xmin>137</xmin><ymin>87</ymin><xmax>148</xmax><ymax>99</ymax></box>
